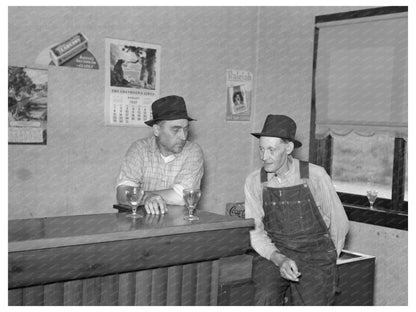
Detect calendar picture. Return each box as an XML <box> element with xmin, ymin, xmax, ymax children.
<box><xmin>105</xmin><ymin>38</ymin><xmax>161</xmax><ymax>126</ymax></box>
<box><xmin>8</xmin><ymin>66</ymin><xmax>48</xmax><ymax>145</ymax></box>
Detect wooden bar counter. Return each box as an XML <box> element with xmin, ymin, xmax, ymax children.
<box><xmin>9</xmin><ymin>206</ymin><xmax>254</xmax><ymax>306</ymax></box>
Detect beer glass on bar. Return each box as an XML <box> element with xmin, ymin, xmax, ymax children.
<box><xmin>366</xmin><ymin>190</ymin><xmax>378</xmax><ymax>210</ymax></box>
<box><xmin>125</xmin><ymin>184</ymin><xmax>145</xmax><ymax>218</ymax></box>
<box><xmin>183</xmin><ymin>189</ymin><xmax>201</xmax><ymax>221</ymax></box>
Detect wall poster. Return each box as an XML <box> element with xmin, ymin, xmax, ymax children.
<box><xmin>225</xmin><ymin>69</ymin><xmax>253</xmax><ymax>121</ymax></box>
<box><xmin>105</xmin><ymin>38</ymin><xmax>161</xmax><ymax>126</ymax></box>
<box><xmin>8</xmin><ymin>66</ymin><xmax>48</xmax><ymax>145</ymax></box>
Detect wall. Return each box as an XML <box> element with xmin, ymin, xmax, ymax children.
<box><xmin>345</xmin><ymin>222</ymin><xmax>408</xmax><ymax>306</ymax></box>
<box><xmin>8</xmin><ymin>6</ymin><xmax>407</xmax><ymax>305</ymax></box>
<box><xmin>8</xmin><ymin>6</ymin><xmax>260</xmax><ymax>218</ymax></box>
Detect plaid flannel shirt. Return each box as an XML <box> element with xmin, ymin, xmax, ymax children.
<box><xmin>116</xmin><ymin>136</ymin><xmax>204</xmax><ymax>196</ymax></box>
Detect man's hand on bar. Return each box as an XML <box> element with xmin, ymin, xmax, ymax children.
<box><xmin>143</xmin><ymin>192</ymin><xmax>167</xmax><ymax>215</ymax></box>
<box><xmin>117</xmin><ymin>185</ymin><xmax>186</xmax><ymax>215</ymax></box>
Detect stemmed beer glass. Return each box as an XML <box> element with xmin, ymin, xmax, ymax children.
<box><xmin>366</xmin><ymin>189</ymin><xmax>378</xmax><ymax>210</ymax></box>
<box><xmin>125</xmin><ymin>184</ymin><xmax>145</xmax><ymax>218</ymax></box>
<box><xmin>366</xmin><ymin>179</ymin><xmax>378</xmax><ymax>210</ymax></box>
<box><xmin>183</xmin><ymin>188</ymin><xmax>201</xmax><ymax>221</ymax></box>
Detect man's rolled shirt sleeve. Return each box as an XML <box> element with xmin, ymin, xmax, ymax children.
<box><xmin>173</xmin><ymin>143</ymin><xmax>204</xmax><ymax>195</ymax></box>
<box><xmin>116</xmin><ymin>142</ymin><xmax>143</xmax><ymax>188</ymax></box>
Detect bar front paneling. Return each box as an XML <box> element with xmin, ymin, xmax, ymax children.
<box><xmin>9</xmin><ymin>206</ymin><xmax>254</xmax><ymax>306</ymax></box>
<box><xmin>9</xmin><ymin>260</ymin><xmax>221</xmax><ymax>306</ymax></box>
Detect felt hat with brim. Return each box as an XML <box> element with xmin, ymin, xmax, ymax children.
<box><xmin>144</xmin><ymin>95</ymin><xmax>195</xmax><ymax>126</ymax></box>
<box><xmin>251</xmin><ymin>114</ymin><xmax>302</xmax><ymax>148</ymax></box>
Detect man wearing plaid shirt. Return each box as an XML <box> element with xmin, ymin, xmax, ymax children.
<box><xmin>116</xmin><ymin>95</ymin><xmax>204</xmax><ymax>215</ymax></box>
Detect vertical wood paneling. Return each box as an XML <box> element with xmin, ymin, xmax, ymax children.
<box><xmin>166</xmin><ymin>265</ymin><xmax>182</xmax><ymax>305</ymax></box>
<box><xmin>63</xmin><ymin>280</ymin><xmax>83</xmax><ymax>305</ymax></box>
<box><xmin>135</xmin><ymin>270</ymin><xmax>152</xmax><ymax>305</ymax></box>
<box><xmin>100</xmin><ymin>275</ymin><xmax>119</xmax><ymax>305</ymax></box>
<box><xmin>82</xmin><ymin>277</ymin><xmax>101</xmax><ymax>306</ymax></box>
<box><xmin>151</xmin><ymin>267</ymin><xmax>168</xmax><ymax>305</ymax></box>
<box><xmin>181</xmin><ymin>263</ymin><xmax>197</xmax><ymax>305</ymax></box>
<box><xmin>118</xmin><ymin>272</ymin><xmax>135</xmax><ymax>306</ymax></box>
<box><xmin>9</xmin><ymin>259</ymin><xmax>221</xmax><ymax>306</ymax></box>
<box><xmin>44</xmin><ymin>282</ymin><xmax>64</xmax><ymax>305</ymax></box>
<box><xmin>22</xmin><ymin>285</ymin><xmax>44</xmax><ymax>306</ymax></box>
<box><xmin>210</xmin><ymin>260</ymin><xmax>220</xmax><ymax>305</ymax></box>
<box><xmin>195</xmin><ymin>261</ymin><xmax>212</xmax><ymax>305</ymax></box>
<box><xmin>8</xmin><ymin>288</ymin><xmax>23</xmax><ymax>306</ymax></box>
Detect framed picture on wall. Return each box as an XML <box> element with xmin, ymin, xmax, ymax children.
<box><xmin>226</xmin><ymin>69</ymin><xmax>253</xmax><ymax>121</ymax></box>
<box><xmin>104</xmin><ymin>38</ymin><xmax>161</xmax><ymax>127</ymax></box>
<box><xmin>8</xmin><ymin>66</ymin><xmax>48</xmax><ymax>145</ymax></box>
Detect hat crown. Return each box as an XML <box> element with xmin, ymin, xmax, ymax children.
<box><xmin>261</xmin><ymin>114</ymin><xmax>297</xmax><ymax>138</ymax></box>
<box><xmin>145</xmin><ymin>95</ymin><xmax>195</xmax><ymax>126</ymax></box>
<box><xmin>251</xmin><ymin>114</ymin><xmax>302</xmax><ymax>148</ymax></box>
<box><xmin>152</xmin><ymin>95</ymin><xmax>186</xmax><ymax>119</ymax></box>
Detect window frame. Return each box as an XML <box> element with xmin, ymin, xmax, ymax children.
<box><xmin>309</xmin><ymin>6</ymin><xmax>408</xmax><ymax>230</ymax></box>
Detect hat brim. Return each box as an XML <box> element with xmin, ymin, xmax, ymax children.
<box><xmin>145</xmin><ymin>117</ymin><xmax>196</xmax><ymax>127</ymax></box>
<box><xmin>251</xmin><ymin>132</ymin><xmax>302</xmax><ymax>148</ymax></box>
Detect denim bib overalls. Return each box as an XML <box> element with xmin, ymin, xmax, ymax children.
<box><xmin>252</xmin><ymin>161</ymin><xmax>337</xmax><ymax>305</ymax></box>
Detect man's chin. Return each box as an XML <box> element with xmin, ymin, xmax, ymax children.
<box><xmin>263</xmin><ymin>164</ymin><xmax>275</xmax><ymax>172</ymax></box>
<box><xmin>172</xmin><ymin>146</ymin><xmax>185</xmax><ymax>154</ymax></box>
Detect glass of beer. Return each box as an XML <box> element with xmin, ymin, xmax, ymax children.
<box><xmin>366</xmin><ymin>189</ymin><xmax>378</xmax><ymax>209</ymax></box>
<box><xmin>183</xmin><ymin>188</ymin><xmax>201</xmax><ymax>221</ymax></box>
<box><xmin>125</xmin><ymin>184</ymin><xmax>145</xmax><ymax>218</ymax></box>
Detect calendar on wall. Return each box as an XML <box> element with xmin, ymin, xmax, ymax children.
<box><xmin>8</xmin><ymin>66</ymin><xmax>48</xmax><ymax>145</ymax></box>
<box><xmin>104</xmin><ymin>38</ymin><xmax>161</xmax><ymax>126</ymax></box>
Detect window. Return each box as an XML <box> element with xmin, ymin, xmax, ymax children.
<box><xmin>323</xmin><ymin>133</ymin><xmax>408</xmax><ymax>212</ymax></box>
<box><xmin>332</xmin><ymin>132</ymin><xmax>394</xmax><ymax>200</ymax></box>
<box><xmin>310</xmin><ymin>7</ymin><xmax>408</xmax><ymax>216</ymax></box>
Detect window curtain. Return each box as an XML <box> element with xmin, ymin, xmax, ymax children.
<box><xmin>315</xmin><ymin>12</ymin><xmax>407</xmax><ymax>139</ymax></box>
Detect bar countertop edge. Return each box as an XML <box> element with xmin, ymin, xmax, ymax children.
<box><xmin>9</xmin><ymin>211</ymin><xmax>254</xmax><ymax>253</ymax></box>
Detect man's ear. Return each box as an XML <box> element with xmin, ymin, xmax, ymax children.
<box><xmin>286</xmin><ymin>142</ymin><xmax>294</xmax><ymax>154</ymax></box>
<box><xmin>153</xmin><ymin>124</ymin><xmax>160</xmax><ymax>137</ymax></box>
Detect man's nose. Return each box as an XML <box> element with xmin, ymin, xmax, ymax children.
<box><xmin>179</xmin><ymin>129</ymin><xmax>186</xmax><ymax>141</ymax></box>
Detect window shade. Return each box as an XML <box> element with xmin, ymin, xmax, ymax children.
<box><xmin>315</xmin><ymin>13</ymin><xmax>407</xmax><ymax>138</ymax></box>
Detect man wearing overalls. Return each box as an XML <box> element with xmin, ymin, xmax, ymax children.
<box><xmin>244</xmin><ymin>115</ymin><xmax>349</xmax><ymax>305</ymax></box>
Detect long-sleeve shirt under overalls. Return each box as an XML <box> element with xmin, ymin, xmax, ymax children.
<box><xmin>244</xmin><ymin>157</ymin><xmax>349</xmax><ymax>260</ymax></box>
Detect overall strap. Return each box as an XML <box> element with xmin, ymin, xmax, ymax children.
<box><xmin>299</xmin><ymin>160</ymin><xmax>309</xmax><ymax>180</ymax></box>
<box><xmin>260</xmin><ymin>167</ymin><xmax>268</xmax><ymax>183</ymax></box>
<box><xmin>299</xmin><ymin>160</ymin><xmax>330</xmax><ymax>235</ymax></box>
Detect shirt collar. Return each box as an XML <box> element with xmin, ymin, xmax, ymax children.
<box><xmin>273</xmin><ymin>156</ymin><xmax>295</xmax><ymax>182</ymax></box>
<box><xmin>161</xmin><ymin>154</ymin><xmax>175</xmax><ymax>163</ymax></box>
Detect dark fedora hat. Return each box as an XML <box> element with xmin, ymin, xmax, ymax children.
<box><xmin>144</xmin><ymin>95</ymin><xmax>195</xmax><ymax>126</ymax></box>
<box><xmin>251</xmin><ymin>114</ymin><xmax>302</xmax><ymax>148</ymax></box>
